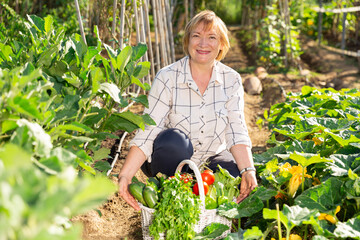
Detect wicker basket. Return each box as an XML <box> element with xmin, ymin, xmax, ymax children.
<box><xmin>140</xmin><ymin>160</ymin><xmax>232</xmax><ymax>240</ymax></box>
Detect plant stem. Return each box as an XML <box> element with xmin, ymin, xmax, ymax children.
<box><xmin>302</xmin><ymin>166</ymin><xmax>305</xmax><ymax>193</ymax></box>
<box><xmin>276</xmin><ymin>203</ymin><xmax>282</xmax><ymax>240</ymax></box>
<box><xmin>304</xmin><ymin>225</ymin><xmax>308</xmax><ymax>240</ymax></box>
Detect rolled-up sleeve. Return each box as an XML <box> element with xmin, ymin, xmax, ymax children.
<box><xmin>129</xmin><ymin>69</ymin><xmax>172</xmax><ymax>160</ymax></box>
<box><xmin>225</xmin><ymin>73</ymin><xmax>252</xmax><ymax>150</ymax></box>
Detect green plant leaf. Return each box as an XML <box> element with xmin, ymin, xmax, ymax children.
<box><xmin>131</xmin><ymin>95</ymin><xmax>149</xmax><ymax>108</ymax></box>
<box><xmin>103</xmin><ymin>114</ymin><xmax>139</xmax><ymax>133</ymax></box>
<box><xmin>28</xmin><ymin>14</ymin><xmax>45</xmax><ymax>33</ymax></box>
<box><xmin>62</xmin><ymin>72</ymin><xmax>82</xmax><ymax>88</ymax></box>
<box><xmin>44</xmin><ymin>15</ymin><xmax>53</xmax><ymax>34</ymax></box>
<box><xmin>0</xmin><ymin>43</ymin><xmax>14</xmax><ymax>61</ymax></box>
<box><xmin>131</xmin><ymin>76</ymin><xmax>146</xmax><ymax>90</ymax></box>
<box><xmin>194</xmin><ymin>223</ymin><xmax>229</xmax><ymax>239</ymax></box>
<box><xmin>93</xmin><ymin>148</ymin><xmax>111</xmax><ymax>161</ymax></box>
<box><xmin>327</xmin><ymin>154</ymin><xmax>360</xmax><ymax>177</ymax></box>
<box><xmin>82</xmin><ymin>107</ymin><xmax>107</xmax><ymax>127</ymax></box>
<box><xmin>289</xmin><ymin>151</ymin><xmax>330</xmax><ymax>168</ymax></box>
<box><xmin>99</xmin><ymin>82</ymin><xmax>121</xmax><ymax>103</ymax></box>
<box><xmin>1</xmin><ymin>119</ymin><xmax>18</xmax><ymax>134</ymax></box>
<box><xmin>117</xmin><ymin>45</ymin><xmax>132</xmax><ymax>71</ymax></box>
<box><xmin>84</xmin><ymin>47</ymin><xmax>100</xmax><ymax>69</ymax></box>
<box><xmin>71</xmin><ymin>175</ymin><xmax>117</xmax><ymax>214</ymax></box>
<box><xmin>334</xmin><ymin>216</ymin><xmax>360</xmax><ymax>239</ymax></box>
<box><xmin>37</xmin><ymin>45</ymin><xmax>59</xmax><ymax>67</ymax></box>
<box><xmin>251</xmin><ymin>186</ymin><xmax>277</xmax><ymax>201</ymax></box>
<box><xmin>263</xmin><ymin>208</ymin><xmax>289</xmax><ymax>229</ymax></box>
<box><xmin>0</xmin><ymin>143</ymin><xmax>32</xmax><ymax>169</ymax></box>
<box><xmin>218</xmin><ymin>195</ymin><xmax>263</xmax><ymax>219</ymax></box>
<box><xmin>133</xmin><ymin>61</ymin><xmax>150</xmax><ymax>79</ymax></box>
<box><xmin>16</xmin><ymin>119</ymin><xmax>53</xmax><ymax>157</ymax></box>
<box><xmin>142</xmin><ymin>113</ymin><xmax>156</xmax><ymax>126</ymax></box>
<box><xmin>131</xmin><ymin>42</ymin><xmax>148</xmax><ymax>61</ymax></box>
<box><xmin>328</xmin><ymin>130</ymin><xmax>360</xmax><ymax>147</ymax></box>
<box><xmin>243</xmin><ymin>226</ymin><xmax>263</xmax><ymax>240</ymax></box>
<box><xmin>282</xmin><ymin>205</ymin><xmax>319</xmax><ymax>226</ymax></box>
<box><xmin>295</xmin><ymin>177</ymin><xmax>345</xmax><ymax>212</ymax></box>
<box><xmin>94</xmin><ymin>160</ymin><xmax>112</xmax><ymax>172</ymax></box>
<box><xmin>312</xmin><ymin>235</ymin><xmax>331</xmax><ymax>240</ymax></box>
<box><xmin>104</xmin><ymin>44</ymin><xmax>117</xmax><ymax>69</ymax></box>
<box><xmin>90</xmin><ymin>67</ymin><xmax>103</xmax><ymax>93</ymax></box>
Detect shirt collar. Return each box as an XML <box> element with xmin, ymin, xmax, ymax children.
<box><xmin>183</xmin><ymin>56</ymin><xmax>224</xmax><ymax>85</ymax></box>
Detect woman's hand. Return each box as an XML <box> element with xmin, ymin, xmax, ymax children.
<box><xmin>236</xmin><ymin>170</ymin><xmax>258</xmax><ymax>203</ymax></box>
<box><xmin>118</xmin><ymin>175</ymin><xmax>141</xmax><ymax>211</ymax></box>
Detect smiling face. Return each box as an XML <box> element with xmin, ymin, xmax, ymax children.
<box><xmin>188</xmin><ymin>22</ymin><xmax>222</xmax><ymax>66</ymax></box>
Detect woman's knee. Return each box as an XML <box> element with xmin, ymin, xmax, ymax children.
<box><xmin>153</xmin><ymin>128</ymin><xmax>193</xmax><ymax>157</ymax></box>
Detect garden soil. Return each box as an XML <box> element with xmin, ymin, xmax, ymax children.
<box><xmin>72</xmin><ymin>31</ymin><xmax>360</xmax><ymax>240</ymax></box>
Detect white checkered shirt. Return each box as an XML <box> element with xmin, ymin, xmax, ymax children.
<box><xmin>130</xmin><ymin>56</ymin><xmax>252</xmax><ymax>166</ymax></box>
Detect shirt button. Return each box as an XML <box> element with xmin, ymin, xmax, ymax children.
<box><xmin>201</xmin><ymin>115</ymin><xmax>204</xmax><ymax>118</ymax></box>
<box><xmin>201</xmin><ymin>130</ymin><xmax>204</xmax><ymax>133</ymax></box>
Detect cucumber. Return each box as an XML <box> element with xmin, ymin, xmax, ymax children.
<box><xmin>143</xmin><ymin>186</ymin><xmax>159</xmax><ymax>208</ymax></box>
<box><xmin>129</xmin><ymin>182</ymin><xmax>147</xmax><ymax>206</ymax></box>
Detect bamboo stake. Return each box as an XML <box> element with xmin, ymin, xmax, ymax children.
<box><xmin>341</xmin><ymin>5</ymin><xmax>347</xmax><ymax>51</ymax></box>
<box><xmin>157</xmin><ymin>0</ymin><xmax>167</xmax><ymax>67</ymax></box>
<box><xmin>143</xmin><ymin>0</ymin><xmax>156</xmax><ymax>79</ymax></box>
<box><xmin>184</xmin><ymin>0</ymin><xmax>189</xmax><ymax>23</ymax></box>
<box><xmin>164</xmin><ymin>0</ymin><xmax>175</xmax><ymax>62</ymax></box>
<box><xmin>139</xmin><ymin>0</ymin><xmax>151</xmax><ymax>87</ymax></box>
<box><xmin>74</xmin><ymin>0</ymin><xmax>87</xmax><ymax>45</ymax></box>
<box><xmin>139</xmin><ymin>1</ymin><xmax>146</xmax><ymax>43</ymax></box>
<box><xmin>170</xmin><ymin>0</ymin><xmax>178</xmax><ymax>16</ymax></box>
<box><xmin>111</xmin><ymin>0</ymin><xmax>118</xmax><ymax>49</ymax></box>
<box><xmin>318</xmin><ymin>0</ymin><xmax>323</xmax><ymax>46</ymax></box>
<box><xmin>151</xmin><ymin>0</ymin><xmax>161</xmax><ymax>72</ymax></box>
<box><xmin>190</xmin><ymin>0</ymin><xmax>194</xmax><ymax>19</ymax></box>
<box><xmin>119</xmin><ymin>0</ymin><xmax>126</xmax><ymax>48</ymax></box>
<box><xmin>279</xmin><ymin>0</ymin><xmax>288</xmax><ymax>67</ymax></box>
<box><xmin>284</xmin><ymin>0</ymin><xmax>292</xmax><ymax>64</ymax></box>
<box><xmin>133</xmin><ymin>0</ymin><xmax>141</xmax><ymax>44</ymax></box>
<box><xmin>161</xmin><ymin>0</ymin><xmax>171</xmax><ymax>64</ymax></box>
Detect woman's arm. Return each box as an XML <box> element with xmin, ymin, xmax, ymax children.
<box><xmin>118</xmin><ymin>146</ymin><xmax>147</xmax><ymax>211</ymax></box>
<box><xmin>230</xmin><ymin>144</ymin><xmax>258</xmax><ymax>203</ymax></box>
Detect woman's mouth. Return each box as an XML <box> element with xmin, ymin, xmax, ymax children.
<box><xmin>197</xmin><ymin>49</ymin><xmax>210</xmax><ymax>54</ymax></box>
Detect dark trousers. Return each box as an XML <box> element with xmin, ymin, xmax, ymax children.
<box><xmin>141</xmin><ymin>128</ymin><xmax>240</xmax><ymax>178</ymax></box>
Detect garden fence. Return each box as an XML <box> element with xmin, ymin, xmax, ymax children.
<box><xmin>314</xmin><ymin>2</ymin><xmax>360</xmax><ymax>70</ymax></box>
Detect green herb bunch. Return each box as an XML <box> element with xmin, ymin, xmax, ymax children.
<box><xmin>149</xmin><ymin>173</ymin><xmax>201</xmax><ymax>240</ymax></box>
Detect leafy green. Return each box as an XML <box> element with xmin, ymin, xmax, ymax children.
<box><xmin>149</xmin><ymin>174</ymin><xmax>201</xmax><ymax>240</ymax></box>
<box><xmin>194</xmin><ymin>223</ymin><xmax>229</xmax><ymax>240</ymax></box>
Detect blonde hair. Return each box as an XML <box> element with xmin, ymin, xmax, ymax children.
<box><xmin>182</xmin><ymin>10</ymin><xmax>230</xmax><ymax>61</ymax></box>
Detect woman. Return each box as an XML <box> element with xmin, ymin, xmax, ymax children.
<box><xmin>118</xmin><ymin>10</ymin><xmax>257</xmax><ymax>211</ymax></box>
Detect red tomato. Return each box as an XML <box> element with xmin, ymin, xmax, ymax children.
<box><xmin>201</xmin><ymin>170</ymin><xmax>215</xmax><ymax>185</ymax></box>
<box><xmin>192</xmin><ymin>182</ymin><xmax>209</xmax><ymax>196</ymax></box>
<box><xmin>180</xmin><ymin>173</ymin><xmax>193</xmax><ymax>183</ymax></box>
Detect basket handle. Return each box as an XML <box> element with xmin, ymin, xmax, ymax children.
<box><xmin>175</xmin><ymin>160</ymin><xmax>206</xmax><ymax>206</ymax></box>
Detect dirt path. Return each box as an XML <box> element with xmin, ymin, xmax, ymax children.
<box><xmin>73</xmin><ymin>32</ymin><xmax>360</xmax><ymax>240</ymax></box>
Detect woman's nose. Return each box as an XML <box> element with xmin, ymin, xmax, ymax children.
<box><xmin>199</xmin><ymin>37</ymin><xmax>207</xmax><ymax>46</ymax></box>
